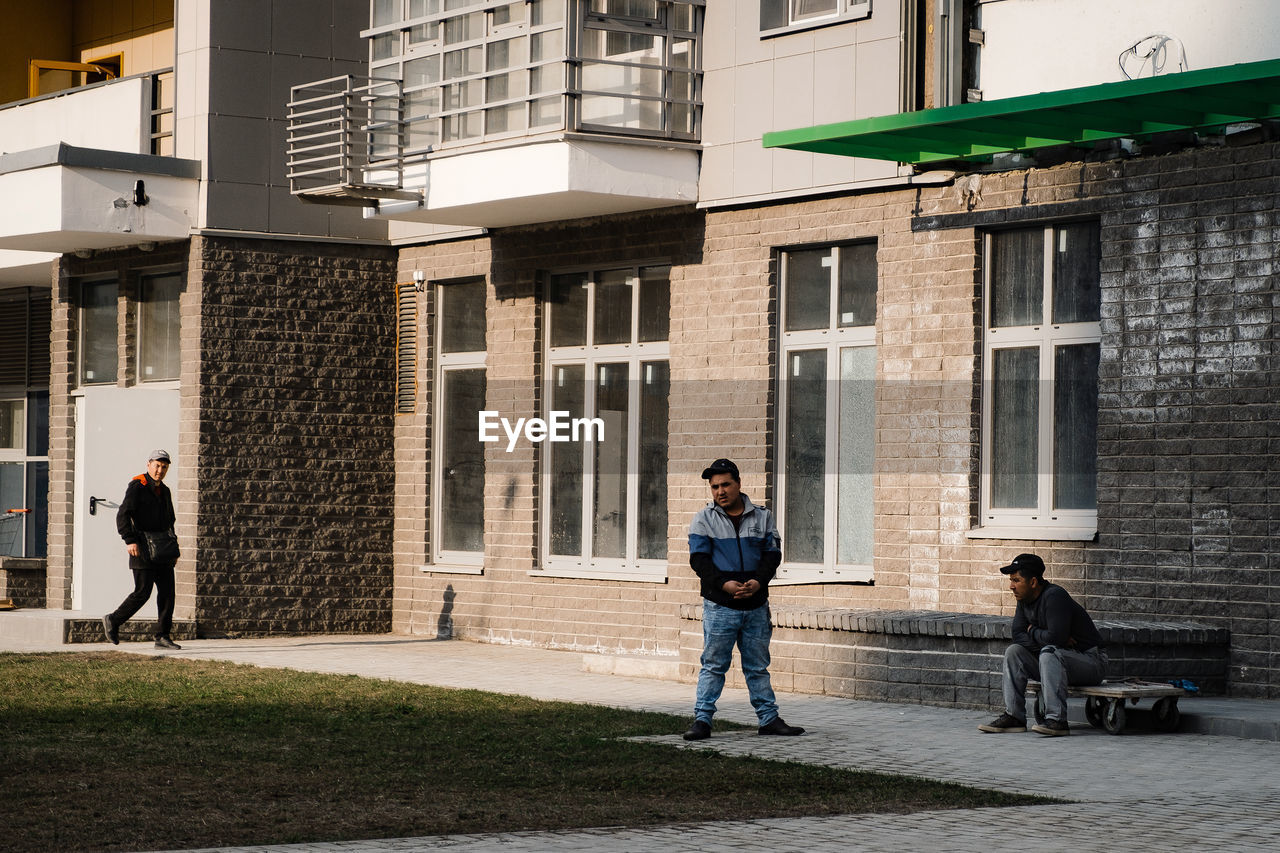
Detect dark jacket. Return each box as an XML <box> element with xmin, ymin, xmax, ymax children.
<box><xmin>1012</xmin><ymin>582</ymin><xmax>1104</xmax><ymax>653</ymax></box>
<box><xmin>117</xmin><ymin>473</ymin><xmax>177</xmax><ymax>569</ymax></box>
<box><xmin>688</xmin><ymin>494</ymin><xmax>782</xmax><ymax>610</ymax></box>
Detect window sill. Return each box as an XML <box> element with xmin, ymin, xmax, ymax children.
<box><xmin>421</xmin><ymin>563</ymin><xmax>483</xmax><ymax>576</ymax></box>
<box><xmin>965</xmin><ymin>526</ymin><xmax>1097</xmax><ymax>542</ymax></box>
<box><xmin>531</xmin><ymin>565</ymin><xmax>667</xmax><ymax>584</ymax></box>
<box><xmin>773</xmin><ymin>564</ymin><xmax>874</xmax><ymax>585</ymax></box>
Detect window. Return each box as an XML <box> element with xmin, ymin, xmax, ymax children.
<box><xmin>775</xmin><ymin>243</ymin><xmax>877</xmax><ymax>583</ymax></box>
<box><xmin>78</xmin><ymin>280</ymin><xmax>118</xmax><ymax>386</ymax></box>
<box><xmin>760</xmin><ymin>0</ymin><xmax>871</xmax><ymax>36</ymax></box>
<box><xmin>978</xmin><ymin>223</ymin><xmax>1100</xmax><ymax>538</ymax></box>
<box><xmin>431</xmin><ymin>278</ymin><xmax>487</xmax><ymax>570</ymax></box>
<box><xmin>139</xmin><ymin>273</ymin><xmax>181</xmax><ymax>382</ymax></box>
<box><xmin>0</xmin><ymin>287</ymin><xmax>50</xmax><ymax>558</ymax></box>
<box><xmin>542</xmin><ymin>264</ymin><xmax>670</xmax><ymax>580</ymax></box>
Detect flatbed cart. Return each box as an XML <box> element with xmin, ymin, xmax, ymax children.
<box><xmin>1028</xmin><ymin>678</ymin><xmax>1186</xmax><ymax>735</ymax></box>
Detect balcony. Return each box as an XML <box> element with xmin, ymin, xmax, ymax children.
<box><xmin>0</xmin><ymin>70</ymin><xmax>198</xmax><ymax>256</ymax></box>
<box><xmin>286</xmin><ymin>0</ymin><xmax>702</xmax><ymax>228</ymax></box>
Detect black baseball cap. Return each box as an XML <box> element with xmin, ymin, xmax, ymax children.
<box><xmin>999</xmin><ymin>553</ymin><xmax>1045</xmax><ymax>578</ymax></box>
<box><xmin>701</xmin><ymin>458</ymin><xmax>739</xmax><ymax>480</ymax></box>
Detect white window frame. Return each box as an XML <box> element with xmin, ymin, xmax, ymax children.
<box><xmin>760</xmin><ymin>0</ymin><xmax>871</xmax><ymax>38</ymax></box>
<box><xmin>537</xmin><ymin>263</ymin><xmax>669</xmax><ymax>582</ymax></box>
<box><xmin>775</xmin><ymin>243</ymin><xmax>877</xmax><ymax>585</ymax></box>
<box><xmin>428</xmin><ymin>278</ymin><xmax>488</xmax><ymax>574</ymax></box>
<box><xmin>974</xmin><ymin>225</ymin><xmax>1100</xmax><ymax>541</ymax></box>
<box><xmin>77</xmin><ymin>278</ymin><xmax>118</xmax><ymax>387</ymax></box>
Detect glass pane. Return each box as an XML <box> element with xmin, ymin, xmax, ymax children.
<box><xmin>837</xmin><ymin>346</ymin><xmax>875</xmax><ymax>565</ymax></box>
<box><xmin>0</xmin><ymin>463</ymin><xmax>21</xmax><ymax>556</ymax></box>
<box><xmin>405</xmin><ymin>56</ymin><xmax>441</xmax><ymax>87</ymax></box>
<box><xmin>443</xmin><ymin>79</ymin><xmax>483</xmax><ymax>110</ymax></box>
<box><xmin>372</xmin><ymin>0</ymin><xmax>399</xmax><ymax>27</ymax></box>
<box><xmin>531</xmin><ymin>0</ymin><xmax>564</xmax><ymax>26</ymax></box>
<box><xmin>439</xmin><ymin>369</ymin><xmax>486</xmax><ymax>552</ymax></box>
<box><xmin>990</xmin><ymin>228</ymin><xmax>1043</xmax><ymax>328</ymax></box>
<box><xmin>549</xmin><ymin>364</ymin><xmax>585</xmax><ymax>555</ymax></box>
<box><xmin>672</xmin><ymin>38</ymin><xmax>693</xmax><ymax>68</ymax></box>
<box><xmin>439</xmin><ymin>279</ymin><xmax>486</xmax><ymax>352</ymax></box>
<box><xmin>442</xmin><ymin>110</ymin><xmax>482</xmax><ymax>141</ymax></box>
<box><xmin>593</xmin><ymin>269</ymin><xmax>632</xmax><ymax>345</ymax></box>
<box><xmin>408</xmin><ymin>22</ymin><xmax>438</xmax><ymax>44</ymax></box>
<box><xmin>530</xmin><ymin>95</ymin><xmax>562</xmax><ymax>127</ymax></box>
<box><xmin>638</xmin><ymin>265</ymin><xmax>670</xmax><ymax>342</ymax></box>
<box><xmin>485</xmin><ymin>102</ymin><xmax>525</xmax><ymax>133</ymax></box>
<box><xmin>784</xmin><ymin>248</ymin><xmax>831</xmax><ymax>332</ymax></box>
<box><xmin>492</xmin><ymin>2</ymin><xmax>525</xmax><ymax>26</ymax></box>
<box><xmin>443</xmin><ymin>46</ymin><xmax>483</xmax><ymax>77</ymax></box>
<box><xmin>531</xmin><ymin>29</ymin><xmax>563</xmax><ymax>62</ymax></box>
<box><xmin>530</xmin><ymin>64</ymin><xmax>561</xmax><ymax>94</ymax></box>
<box><xmin>409</xmin><ymin>0</ymin><xmax>439</xmax><ymax>16</ymax></box>
<box><xmin>637</xmin><ymin>361</ymin><xmax>668</xmax><ymax>559</ymax></box>
<box><xmin>444</xmin><ymin>11</ymin><xmax>483</xmax><ymax>44</ymax></box>
<box><xmin>548</xmin><ymin>273</ymin><xmax>587</xmax><ymax>347</ymax></box>
<box><xmin>0</xmin><ymin>400</ymin><xmax>21</xmax><ymax>449</ymax></box>
<box><xmin>487</xmin><ymin>38</ymin><xmax>526</xmax><ymax>71</ymax></box>
<box><xmin>371</xmin><ymin>32</ymin><xmax>398</xmax><ymax>60</ymax></box>
<box><xmin>581</xmin><ymin>93</ymin><xmax>662</xmax><ymax>131</ymax></box>
<box><xmin>991</xmin><ymin>347</ymin><xmax>1039</xmax><ymax>509</ymax></box>
<box><xmin>582</xmin><ymin>61</ymin><xmax>662</xmax><ymax>97</ymax></box>
<box><xmin>582</xmin><ymin>28</ymin><xmax>661</xmax><ymax>61</ymax></box>
<box><xmin>1053</xmin><ymin>343</ymin><xmax>1099</xmax><ymax>510</ymax></box>
<box><xmin>838</xmin><ymin>242</ymin><xmax>877</xmax><ymax>327</ymax></box>
<box><xmin>140</xmin><ymin>274</ymin><xmax>181</xmax><ymax>382</ymax></box>
<box><xmin>793</xmin><ymin>0</ymin><xmax>838</xmax><ymax>21</ymax></box>
<box><xmin>25</xmin><ymin>461</ymin><xmax>48</xmax><ymax>558</ymax></box>
<box><xmin>28</xmin><ymin>391</ymin><xmax>49</xmax><ymax>456</ymax></box>
<box><xmin>1053</xmin><ymin>222</ymin><xmax>1101</xmax><ymax>324</ymax></box>
<box><xmin>784</xmin><ymin>349</ymin><xmax>826</xmax><ymax>563</ymax></box>
<box><xmin>592</xmin><ymin>362</ymin><xmax>629</xmax><ymax>559</ymax></box>
<box><xmin>590</xmin><ymin>0</ymin><xmax>658</xmax><ymax>17</ymax></box>
<box><xmin>81</xmin><ymin>281</ymin><xmax>118</xmax><ymax>384</ymax></box>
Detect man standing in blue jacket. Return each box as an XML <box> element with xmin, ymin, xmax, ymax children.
<box><xmin>683</xmin><ymin>458</ymin><xmax>804</xmax><ymax>741</ymax></box>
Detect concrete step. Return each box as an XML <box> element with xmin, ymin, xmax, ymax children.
<box><xmin>0</xmin><ymin>608</ymin><xmax>195</xmax><ymax>645</ymax></box>
<box><xmin>581</xmin><ymin>652</ymin><xmax>681</xmax><ymax>680</ymax></box>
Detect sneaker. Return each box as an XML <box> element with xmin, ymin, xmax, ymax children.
<box><xmin>758</xmin><ymin>717</ymin><xmax>805</xmax><ymax>736</ymax></box>
<box><xmin>683</xmin><ymin>720</ymin><xmax>711</xmax><ymax>741</ymax></box>
<box><xmin>1032</xmin><ymin>719</ymin><xmax>1070</xmax><ymax>736</ymax></box>
<box><xmin>978</xmin><ymin>713</ymin><xmax>1027</xmax><ymax>733</ymax></box>
<box><xmin>154</xmin><ymin>637</ymin><xmax>182</xmax><ymax>650</ymax></box>
<box><xmin>102</xmin><ymin>615</ymin><xmax>119</xmax><ymax>645</ymax></box>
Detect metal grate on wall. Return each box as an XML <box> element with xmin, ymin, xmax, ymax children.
<box><xmin>396</xmin><ymin>281</ymin><xmax>418</xmax><ymax>414</ymax></box>
<box><xmin>0</xmin><ymin>288</ymin><xmax>52</xmax><ymax>387</ymax></box>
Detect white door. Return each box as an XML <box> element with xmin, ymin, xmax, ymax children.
<box><xmin>73</xmin><ymin>386</ymin><xmax>180</xmax><ymax>613</ymax></box>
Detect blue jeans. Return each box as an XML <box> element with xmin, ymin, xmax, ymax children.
<box><xmin>694</xmin><ymin>601</ymin><xmax>779</xmax><ymax>726</ymax></box>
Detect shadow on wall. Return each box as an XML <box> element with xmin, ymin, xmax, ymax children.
<box><xmin>438</xmin><ymin>583</ymin><xmax>455</xmax><ymax>639</ymax></box>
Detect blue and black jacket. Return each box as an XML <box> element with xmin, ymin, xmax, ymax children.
<box><xmin>688</xmin><ymin>494</ymin><xmax>782</xmax><ymax>610</ymax></box>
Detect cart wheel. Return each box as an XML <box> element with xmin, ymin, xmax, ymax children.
<box><xmin>1034</xmin><ymin>691</ymin><xmax>1047</xmax><ymax>726</ymax></box>
<box><xmin>1084</xmin><ymin>696</ymin><xmax>1104</xmax><ymax>729</ymax></box>
<box><xmin>1103</xmin><ymin>697</ymin><xmax>1126</xmax><ymax>735</ymax></box>
<box><xmin>1152</xmin><ymin>697</ymin><xmax>1181</xmax><ymax>733</ymax></box>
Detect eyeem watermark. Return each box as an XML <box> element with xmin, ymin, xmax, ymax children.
<box><xmin>479</xmin><ymin>410</ymin><xmax>604</xmax><ymax>452</ymax></box>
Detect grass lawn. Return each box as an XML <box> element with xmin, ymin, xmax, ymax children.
<box><xmin>1</xmin><ymin>652</ymin><xmax>1048</xmax><ymax>851</ymax></box>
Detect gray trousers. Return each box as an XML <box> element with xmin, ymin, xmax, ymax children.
<box><xmin>1002</xmin><ymin>643</ymin><xmax>1106</xmax><ymax>723</ymax></box>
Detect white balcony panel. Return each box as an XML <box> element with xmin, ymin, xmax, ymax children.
<box><xmin>377</xmin><ymin>140</ymin><xmax>699</xmax><ymax>228</ymax></box>
<box><xmin>0</xmin><ymin>251</ymin><xmax>58</xmax><ymax>287</ymax></box>
<box><xmin>0</xmin><ymin>146</ymin><xmax>199</xmax><ymax>253</ymax></box>
<box><xmin>0</xmin><ymin>76</ymin><xmax>151</xmax><ymax>156</ymax></box>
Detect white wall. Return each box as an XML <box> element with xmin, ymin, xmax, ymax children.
<box><xmin>0</xmin><ymin>77</ymin><xmax>149</xmax><ymax>155</ymax></box>
<box><xmin>976</xmin><ymin>0</ymin><xmax>1280</xmax><ymax>99</ymax></box>
<box><xmin>698</xmin><ymin>0</ymin><xmax>902</xmax><ymax>207</ymax></box>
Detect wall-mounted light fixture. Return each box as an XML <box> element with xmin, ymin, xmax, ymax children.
<box><xmin>413</xmin><ymin>269</ymin><xmax>425</xmax><ymax>292</ymax></box>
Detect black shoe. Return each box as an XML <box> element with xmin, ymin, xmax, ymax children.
<box><xmin>1032</xmin><ymin>719</ymin><xmax>1070</xmax><ymax>736</ymax></box>
<box><xmin>102</xmin><ymin>615</ymin><xmax>119</xmax><ymax>645</ymax></box>
<box><xmin>682</xmin><ymin>720</ymin><xmax>711</xmax><ymax>741</ymax></box>
<box><xmin>978</xmin><ymin>713</ymin><xmax>1027</xmax><ymax>733</ymax></box>
<box><xmin>154</xmin><ymin>637</ymin><xmax>181</xmax><ymax>650</ymax></box>
<box><xmin>758</xmin><ymin>717</ymin><xmax>804</xmax><ymax>736</ymax></box>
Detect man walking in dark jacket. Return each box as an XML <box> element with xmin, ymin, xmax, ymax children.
<box><xmin>979</xmin><ymin>553</ymin><xmax>1106</xmax><ymax>736</ymax></box>
<box><xmin>102</xmin><ymin>449</ymin><xmax>182</xmax><ymax>650</ymax></box>
<box><xmin>683</xmin><ymin>459</ymin><xmax>803</xmax><ymax>741</ymax></box>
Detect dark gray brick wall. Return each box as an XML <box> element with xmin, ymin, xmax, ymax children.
<box><xmin>1090</xmin><ymin>141</ymin><xmax>1280</xmax><ymax>697</ymax></box>
<box><xmin>194</xmin><ymin>236</ymin><xmax>397</xmax><ymax>636</ymax></box>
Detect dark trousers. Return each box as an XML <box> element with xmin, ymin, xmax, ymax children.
<box><xmin>109</xmin><ymin>564</ymin><xmax>175</xmax><ymax>638</ymax></box>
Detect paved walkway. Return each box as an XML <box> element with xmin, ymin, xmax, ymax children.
<box><xmin>7</xmin><ymin>634</ymin><xmax>1280</xmax><ymax>852</ymax></box>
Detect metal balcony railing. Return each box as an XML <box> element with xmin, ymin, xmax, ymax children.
<box><xmin>286</xmin><ymin>76</ymin><xmax>422</xmax><ymax>204</ymax></box>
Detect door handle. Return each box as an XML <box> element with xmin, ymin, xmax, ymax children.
<box><xmin>89</xmin><ymin>496</ymin><xmax>119</xmax><ymax>516</ymax></box>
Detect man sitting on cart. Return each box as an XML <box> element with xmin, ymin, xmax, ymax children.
<box><xmin>978</xmin><ymin>553</ymin><xmax>1108</xmax><ymax>737</ymax></box>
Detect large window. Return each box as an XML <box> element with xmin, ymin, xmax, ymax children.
<box><xmin>364</xmin><ymin>0</ymin><xmax>701</xmax><ymax>153</ymax></box>
<box><xmin>0</xmin><ymin>287</ymin><xmax>50</xmax><ymax>559</ymax></box>
<box><xmin>776</xmin><ymin>243</ymin><xmax>877</xmax><ymax>583</ymax></box>
<box><xmin>979</xmin><ymin>222</ymin><xmax>1100</xmax><ymax>538</ymax></box>
<box><xmin>139</xmin><ymin>273</ymin><xmax>181</xmax><ymax>382</ymax></box>
<box><xmin>432</xmin><ymin>278</ymin><xmax>487</xmax><ymax>570</ymax></box>
<box><xmin>760</xmin><ymin>0</ymin><xmax>871</xmax><ymax>36</ymax></box>
<box><xmin>79</xmin><ymin>280</ymin><xmax>118</xmax><ymax>386</ymax></box>
<box><xmin>542</xmin><ymin>264</ymin><xmax>669</xmax><ymax>580</ymax></box>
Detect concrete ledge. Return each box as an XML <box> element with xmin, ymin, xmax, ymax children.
<box><xmin>581</xmin><ymin>653</ymin><xmax>681</xmax><ymax>680</ymax></box>
<box><xmin>679</xmin><ymin>604</ymin><xmax>1230</xmax><ymax>708</ymax></box>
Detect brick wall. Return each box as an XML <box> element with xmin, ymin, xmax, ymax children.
<box><xmin>192</xmin><ymin>235</ymin><xmax>397</xmax><ymax>635</ymax></box>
